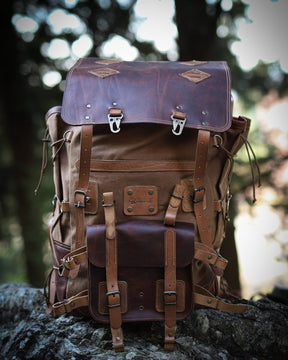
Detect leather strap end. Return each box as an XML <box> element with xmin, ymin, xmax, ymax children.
<box><xmin>164</xmin><ymin>325</ymin><xmax>175</xmax><ymax>351</ymax></box>
<box><xmin>111</xmin><ymin>327</ymin><xmax>124</xmax><ymax>352</ymax></box>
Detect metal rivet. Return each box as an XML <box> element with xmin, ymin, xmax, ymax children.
<box><xmin>202</xmin><ymin>110</ymin><xmax>208</xmax><ymax>115</ymax></box>
<box><xmin>85</xmin><ymin>115</ymin><xmax>90</xmax><ymax>120</ymax></box>
<box><xmin>139</xmin><ymin>292</ymin><xmax>144</xmax><ymax>297</ymax></box>
<box><xmin>168</xmin><ymin>332</ymin><xmax>173</xmax><ymax>337</ymax></box>
<box><xmin>207</xmin><ymin>255</ymin><xmax>212</xmax><ymax>260</ymax></box>
<box><xmin>127</xmin><ymin>206</ymin><xmax>133</xmax><ymax>213</ymax></box>
<box><xmin>201</xmin><ymin>121</ymin><xmax>207</xmax><ymax>126</ymax></box>
<box><xmin>139</xmin><ymin>305</ymin><xmax>144</xmax><ymax>311</ymax></box>
<box><xmin>148</xmin><ymin>189</ymin><xmax>154</xmax><ymax>195</ymax></box>
<box><xmin>86</xmin><ymin>104</ymin><xmax>91</xmax><ymax>108</ymax></box>
<box><xmin>112</xmin><ymin>102</ymin><xmax>117</xmax><ymax>106</ymax></box>
<box><xmin>149</xmin><ymin>206</ymin><xmax>154</xmax><ymax>213</ymax></box>
<box><xmin>116</xmin><ymin>337</ymin><xmax>121</xmax><ymax>341</ymax></box>
<box><xmin>74</xmin><ymin>259</ymin><xmax>78</xmax><ymax>264</ymax></box>
<box><xmin>71</xmin><ymin>302</ymin><xmax>75</xmax><ymax>307</ymax></box>
<box><xmin>207</xmin><ymin>299</ymin><xmax>212</xmax><ymax>304</ymax></box>
<box><xmin>127</xmin><ymin>189</ymin><xmax>133</xmax><ymax>195</ymax></box>
<box><xmin>176</xmin><ymin>105</ymin><xmax>182</xmax><ymax>110</ymax></box>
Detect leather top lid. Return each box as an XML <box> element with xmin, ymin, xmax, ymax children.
<box><xmin>61</xmin><ymin>58</ymin><xmax>232</xmax><ymax>132</ymax></box>
<box><xmin>87</xmin><ymin>221</ymin><xmax>194</xmax><ymax>268</ymax></box>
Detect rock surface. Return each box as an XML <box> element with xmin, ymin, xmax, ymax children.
<box><xmin>0</xmin><ymin>282</ymin><xmax>288</xmax><ymax>360</ymax></box>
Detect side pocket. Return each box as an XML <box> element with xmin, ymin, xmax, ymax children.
<box><xmin>47</xmin><ymin>216</ymin><xmax>70</xmax><ymax>305</ymax></box>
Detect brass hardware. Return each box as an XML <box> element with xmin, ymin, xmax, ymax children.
<box><xmin>116</xmin><ymin>337</ymin><xmax>121</xmax><ymax>341</ymax></box>
<box><xmin>168</xmin><ymin>332</ymin><xmax>173</xmax><ymax>337</ymax></box>
<box><xmin>139</xmin><ymin>305</ymin><xmax>144</xmax><ymax>311</ymax></box>
<box><xmin>207</xmin><ymin>255</ymin><xmax>212</xmax><ymax>260</ymax></box>
<box><xmin>71</xmin><ymin>302</ymin><xmax>75</xmax><ymax>307</ymax></box>
<box><xmin>139</xmin><ymin>292</ymin><xmax>144</xmax><ymax>297</ymax></box>
<box><xmin>127</xmin><ymin>206</ymin><xmax>133</xmax><ymax>213</ymax></box>
<box><xmin>127</xmin><ymin>189</ymin><xmax>133</xmax><ymax>195</ymax></box>
<box><xmin>149</xmin><ymin>206</ymin><xmax>154</xmax><ymax>212</ymax></box>
<box><xmin>148</xmin><ymin>189</ymin><xmax>154</xmax><ymax>195</ymax></box>
<box><xmin>207</xmin><ymin>299</ymin><xmax>212</xmax><ymax>304</ymax></box>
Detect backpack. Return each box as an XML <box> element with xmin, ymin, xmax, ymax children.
<box><xmin>37</xmin><ymin>58</ymin><xmax>257</xmax><ymax>352</ymax></box>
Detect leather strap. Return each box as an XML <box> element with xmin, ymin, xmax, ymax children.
<box><xmin>194</xmin><ymin>285</ymin><xmax>248</xmax><ymax>313</ymax></box>
<box><xmin>194</xmin><ymin>242</ymin><xmax>228</xmax><ymax>271</ymax></box>
<box><xmin>75</xmin><ymin>125</ymin><xmax>93</xmax><ymax>249</ymax></box>
<box><xmin>164</xmin><ymin>228</ymin><xmax>177</xmax><ymax>351</ymax></box>
<box><xmin>53</xmin><ymin>290</ymin><xmax>88</xmax><ymax>316</ymax></box>
<box><xmin>164</xmin><ymin>184</ymin><xmax>185</xmax><ymax>226</ymax></box>
<box><xmin>103</xmin><ymin>192</ymin><xmax>124</xmax><ymax>353</ymax></box>
<box><xmin>193</xmin><ymin>130</ymin><xmax>214</xmax><ymax>249</ymax></box>
<box><xmin>59</xmin><ymin>246</ymin><xmax>88</xmax><ymax>278</ymax></box>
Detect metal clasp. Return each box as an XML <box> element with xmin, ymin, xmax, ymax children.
<box><xmin>108</xmin><ymin>112</ymin><xmax>123</xmax><ymax>133</ymax></box>
<box><xmin>171</xmin><ymin>113</ymin><xmax>186</xmax><ymax>136</ymax></box>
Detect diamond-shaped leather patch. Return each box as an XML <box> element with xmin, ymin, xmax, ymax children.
<box><xmin>179</xmin><ymin>69</ymin><xmax>211</xmax><ymax>84</ymax></box>
<box><xmin>88</xmin><ymin>67</ymin><xmax>120</xmax><ymax>78</ymax></box>
<box><xmin>181</xmin><ymin>60</ymin><xmax>208</xmax><ymax>66</ymax></box>
<box><xmin>94</xmin><ymin>59</ymin><xmax>123</xmax><ymax>65</ymax></box>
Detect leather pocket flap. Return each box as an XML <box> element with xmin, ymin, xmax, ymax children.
<box><xmin>87</xmin><ymin>221</ymin><xmax>194</xmax><ymax>268</ymax></box>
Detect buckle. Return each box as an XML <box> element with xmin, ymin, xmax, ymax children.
<box><xmin>108</xmin><ymin>112</ymin><xmax>123</xmax><ymax>133</ymax></box>
<box><xmin>106</xmin><ymin>290</ymin><xmax>121</xmax><ymax>308</ymax></box>
<box><xmin>74</xmin><ymin>190</ymin><xmax>87</xmax><ymax>208</ymax></box>
<box><xmin>192</xmin><ymin>186</ymin><xmax>206</xmax><ymax>204</ymax></box>
<box><xmin>163</xmin><ymin>291</ymin><xmax>177</xmax><ymax>306</ymax></box>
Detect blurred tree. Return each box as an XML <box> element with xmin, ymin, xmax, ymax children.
<box><xmin>0</xmin><ymin>0</ymin><xmax>287</xmax><ymax>288</ymax></box>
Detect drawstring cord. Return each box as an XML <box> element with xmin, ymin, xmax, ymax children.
<box><xmin>34</xmin><ymin>128</ymin><xmax>50</xmax><ymax>196</ymax></box>
<box><xmin>241</xmin><ymin>135</ymin><xmax>261</xmax><ymax>203</ymax></box>
<box><xmin>34</xmin><ymin>130</ymin><xmax>73</xmax><ymax>196</ymax></box>
<box><xmin>51</xmin><ymin>130</ymin><xmax>73</xmax><ymax>161</ymax></box>
<box><xmin>213</xmin><ymin>133</ymin><xmax>261</xmax><ymax>203</ymax></box>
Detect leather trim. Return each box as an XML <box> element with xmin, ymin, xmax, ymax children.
<box><xmin>98</xmin><ymin>281</ymin><xmax>128</xmax><ymax>315</ymax></box>
<box><xmin>124</xmin><ymin>185</ymin><xmax>158</xmax><ymax>215</ymax></box>
<box><xmin>155</xmin><ymin>280</ymin><xmax>186</xmax><ymax>313</ymax></box>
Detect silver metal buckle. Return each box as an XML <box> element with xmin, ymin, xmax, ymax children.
<box><xmin>108</xmin><ymin>112</ymin><xmax>123</xmax><ymax>133</ymax></box>
<box><xmin>171</xmin><ymin>114</ymin><xmax>186</xmax><ymax>135</ymax></box>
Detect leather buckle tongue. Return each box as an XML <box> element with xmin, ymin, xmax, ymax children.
<box><xmin>108</xmin><ymin>108</ymin><xmax>123</xmax><ymax>133</ymax></box>
<box><xmin>171</xmin><ymin>111</ymin><xmax>186</xmax><ymax>136</ymax></box>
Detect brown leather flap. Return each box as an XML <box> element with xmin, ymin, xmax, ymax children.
<box><xmin>61</xmin><ymin>58</ymin><xmax>231</xmax><ymax>132</ymax></box>
<box><xmin>87</xmin><ymin>221</ymin><xmax>194</xmax><ymax>268</ymax></box>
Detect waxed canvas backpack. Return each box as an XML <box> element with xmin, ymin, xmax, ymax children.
<box><xmin>37</xmin><ymin>58</ymin><xmax>257</xmax><ymax>352</ymax></box>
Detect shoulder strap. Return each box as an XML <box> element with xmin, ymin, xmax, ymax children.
<box><xmin>193</xmin><ymin>130</ymin><xmax>214</xmax><ymax>249</ymax></box>
<box><xmin>74</xmin><ymin>124</ymin><xmax>93</xmax><ymax>249</ymax></box>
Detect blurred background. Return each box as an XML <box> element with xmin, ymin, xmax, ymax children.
<box><xmin>0</xmin><ymin>0</ymin><xmax>287</xmax><ymax>298</ymax></box>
